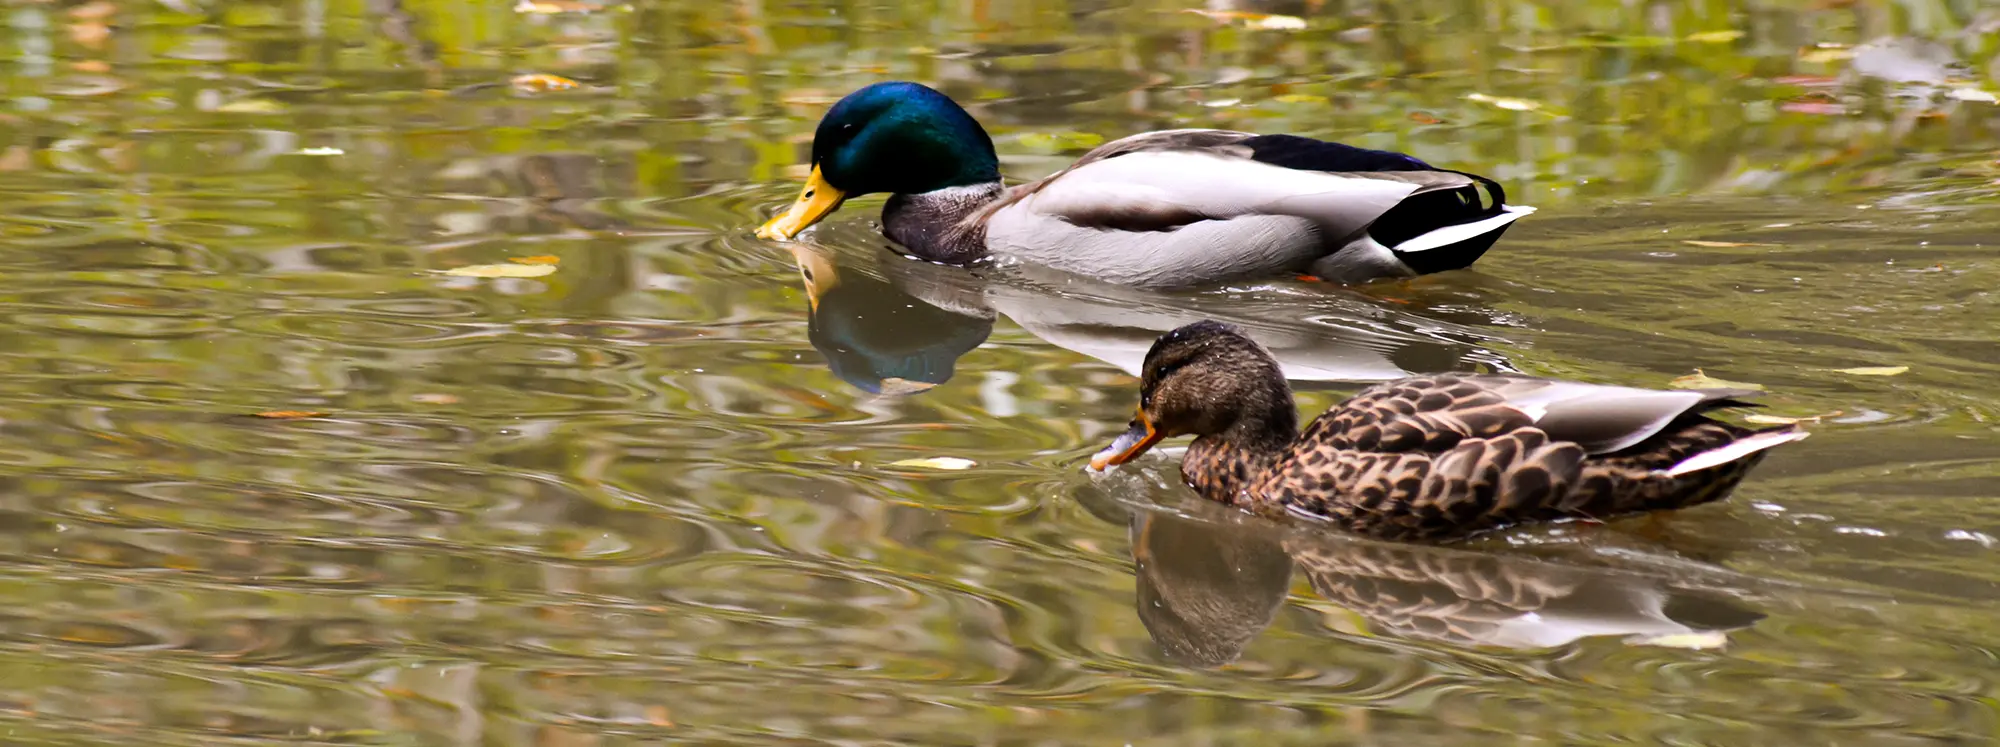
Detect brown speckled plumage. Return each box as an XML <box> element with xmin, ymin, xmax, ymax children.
<box><xmin>1091</xmin><ymin>321</ymin><xmax>1808</xmax><ymax>542</ymax></box>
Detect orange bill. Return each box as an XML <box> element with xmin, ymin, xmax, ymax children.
<box><xmin>756</xmin><ymin>165</ymin><xmax>845</xmax><ymax>240</ymax></box>
<box><xmin>1089</xmin><ymin>409</ymin><xmax>1162</xmax><ymax>471</ymax></box>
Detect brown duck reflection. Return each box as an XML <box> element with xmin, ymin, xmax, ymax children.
<box><xmin>1119</xmin><ymin>497</ymin><xmax>1765</xmax><ymax>667</ymax></box>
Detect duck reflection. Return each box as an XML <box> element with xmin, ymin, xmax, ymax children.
<box><xmin>789</xmin><ymin>246</ymin><xmax>994</xmax><ymax>396</ymax></box>
<box><xmin>1111</xmin><ymin>496</ymin><xmax>1764</xmax><ymax>667</ymax></box>
<box><xmin>786</xmin><ymin>244</ymin><xmax>1514</xmax><ymax>395</ymax></box>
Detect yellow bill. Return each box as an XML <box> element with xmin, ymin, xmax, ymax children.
<box><xmin>787</xmin><ymin>245</ymin><xmax>838</xmax><ymax>312</ymax></box>
<box><xmin>757</xmin><ymin>165</ymin><xmax>846</xmax><ymax>240</ymax></box>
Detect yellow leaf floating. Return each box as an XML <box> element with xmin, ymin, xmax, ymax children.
<box><xmin>1682</xmin><ymin>240</ymin><xmax>1774</xmax><ymax>248</ymax></box>
<box><xmin>1798</xmin><ymin>45</ymin><xmax>1853</xmax><ymax>64</ymax></box>
<box><xmin>442</xmin><ymin>263</ymin><xmax>558</xmax><ymax>278</ymax></box>
<box><xmin>511</xmin><ymin>74</ymin><xmax>582</xmax><ymax>94</ymax></box>
<box><xmin>217</xmin><ymin>99</ymin><xmax>284</xmax><ymax>114</ymax></box>
<box><xmin>1828</xmin><ymin>366</ymin><xmax>1908</xmax><ymax>377</ymax></box>
<box><xmin>1669</xmin><ymin>369</ymin><xmax>1765</xmax><ymax>391</ymax></box>
<box><xmin>887</xmin><ymin>457</ymin><xmax>977</xmax><ymax>471</ymax></box>
<box><xmin>514</xmin><ymin>0</ymin><xmax>596</xmax><ymax>12</ymax></box>
<box><xmin>254</xmin><ymin>410</ymin><xmax>328</xmax><ymax>419</ymax></box>
<box><xmin>1465</xmin><ymin>93</ymin><xmax>1542</xmax><ymax>112</ymax></box>
<box><xmin>1628</xmin><ymin>630</ymin><xmax>1729</xmax><ymax>650</ymax></box>
<box><xmin>509</xmin><ymin>255</ymin><xmax>561</xmax><ymax>265</ymax></box>
<box><xmin>1683</xmin><ymin>30</ymin><xmax>1744</xmax><ymax>44</ymax></box>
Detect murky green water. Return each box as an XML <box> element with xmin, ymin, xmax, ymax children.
<box><xmin>2</xmin><ymin>0</ymin><xmax>1999</xmax><ymax>743</ymax></box>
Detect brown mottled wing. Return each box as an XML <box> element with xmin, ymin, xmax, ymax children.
<box><xmin>1257</xmin><ymin>429</ymin><xmax>1589</xmax><ymax>541</ymax></box>
<box><xmin>1258</xmin><ymin>374</ymin><xmax>1780</xmax><ymax>540</ymax></box>
<box><xmin>1259</xmin><ymin>375</ymin><xmax>1593</xmax><ymax>540</ymax></box>
<box><xmin>1294</xmin><ymin>374</ymin><xmax>1532</xmax><ymax>454</ymax></box>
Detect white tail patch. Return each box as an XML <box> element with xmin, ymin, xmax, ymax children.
<box><xmin>1391</xmin><ymin>204</ymin><xmax>1537</xmax><ymax>254</ymax></box>
<box><xmin>1661</xmin><ymin>430</ymin><xmax>1810</xmax><ymax>478</ymax></box>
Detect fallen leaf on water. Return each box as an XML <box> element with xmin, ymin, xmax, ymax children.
<box><xmin>441</xmin><ymin>263</ymin><xmax>558</xmax><ymax>278</ymax></box>
<box><xmin>1408</xmin><ymin>111</ymin><xmax>1446</xmax><ymax>125</ymax></box>
<box><xmin>1628</xmin><ymin>630</ymin><xmax>1729</xmax><ymax>650</ymax></box>
<box><xmin>509</xmin><ymin>255</ymin><xmax>561</xmax><ymax>265</ymax></box>
<box><xmin>1465</xmin><ymin>93</ymin><xmax>1542</xmax><ymax>112</ymax></box>
<box><xmin>254</xmin><ymin>410</ymin><xmax>327</xmax><ymax>419</ymax></box>
<box><xmin>887</xmin><ymin>457</ymin><xmax>977</xmax><ymax>471</ymax></box>
<box><xmin>511</xmin><ymin>74</ymin><xmax>582</xmax><ymax>94</ymax></box>
<box><xmin>0</xmin><ymin>146</ymin><xmax>31</xmax><ymax>172</ymax></box>
<box><xmin>1182</xmin><ymin>9</ymin><xmax>1307</xmax><ymax>30</ymax></box>
<box><xmin>643</xmin><ymin>705</ymin><xmax>674</xmax><ymax>727</ymax></box>
<box><xmin>217</xmin><ymin>98</ymin><xmax>284</xmax><ymax>114</ymax></box>
<box><xmin>1798</xmin><ymin>45</ymin><xmax>1854</xmax><ymax>64</ymax></box>
<box><xmin>1670</xmin><ymin>369</ymin><xmax>1765</xmax><ymax>391</ymax></box>
<box><xmin>514</xmin><ymin>0</ymin><xmax>596</xmax><ymax>12</ymax></box>
<box><xmin>71</xmin><ymin>59</ymin><xmax>110</xmax><ymax>73</ymax></box>
<box><xmin>1682</xmin><ymin>239</ymin><xmax>1774</xmax><ymax>248</ymax></box>
<box><xmin>1683</xmin><ymin>30</ymin><xmax>1744</xmax><ymax>44</ymax></box>
<box><xmin>1828</xmin><ymin>365</ymin><xmax>1908</xmax><ymax>376</ymax></box>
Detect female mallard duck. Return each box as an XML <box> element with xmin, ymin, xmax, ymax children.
<box><xmin>756</xmin><ymin>81</ymin><xmax>1534</xmax><ymax>288</ymax></box>
<box><xmin>1088</xmin><ymin>321</ymin><xmax>1809</xmax><ymax>541</ymax></box>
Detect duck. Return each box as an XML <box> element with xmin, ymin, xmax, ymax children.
<box><xmin>1087</xmin><ymin>320</ymin><xmax>1809</xmax><ymax>541</ymax></box>
<box><xmin>755</xmin><ymin>81</ymin><xmax>1535</xmax><ymax>288</ymax></box>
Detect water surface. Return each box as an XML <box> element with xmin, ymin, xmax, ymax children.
<box><xmin>2</xmin><ymin>0</ymin><xmax>1999</xmax><ymax>743</ymax></box>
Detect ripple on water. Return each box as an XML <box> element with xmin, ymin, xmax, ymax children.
<box><xmin>223</xmin><ymin>308</ymin><xmax>492</xmax><ymax>346</ymax></box>
<box><xmin>122</xmin><ymin>414</ymin><xmax>487</xmax><ymax>461</ymax></box>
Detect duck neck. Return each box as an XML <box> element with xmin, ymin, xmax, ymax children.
<box><xmin>1182</xmin><ymin>412</ymin><xmax>1299</xmax><ymax>508</ymax></box>
<box><xmin>882</xmin><ymin>181</ymin><xmax>1004</xmax><ymax>265</ymax></box>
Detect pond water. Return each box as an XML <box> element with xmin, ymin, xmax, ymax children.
<box><xmin>3</xmin><ymin>0</ymin><xmax>2000</xmax><ymax>743</ymax></box>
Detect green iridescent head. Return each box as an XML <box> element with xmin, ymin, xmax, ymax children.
<box><xmin>758</xmin><ymin>82</ymin><xmax>1000</xmax><ymax>240</ymax></box>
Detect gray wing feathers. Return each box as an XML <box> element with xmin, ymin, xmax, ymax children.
<box><xmin>1473</xmin><ymin>376</ymin><xmax>1759</xmax><ymax>455</ymax></box>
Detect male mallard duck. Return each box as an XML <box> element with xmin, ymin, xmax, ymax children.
<box><xmin>1088</xmin><ymin>321</ymin><xmax>1809</xmax><ymax>541</ymax></box>
<box><xmin>756</xmin><ymin>81</ymin><xmax>1534</xmax><ymax>288</ymax></box>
